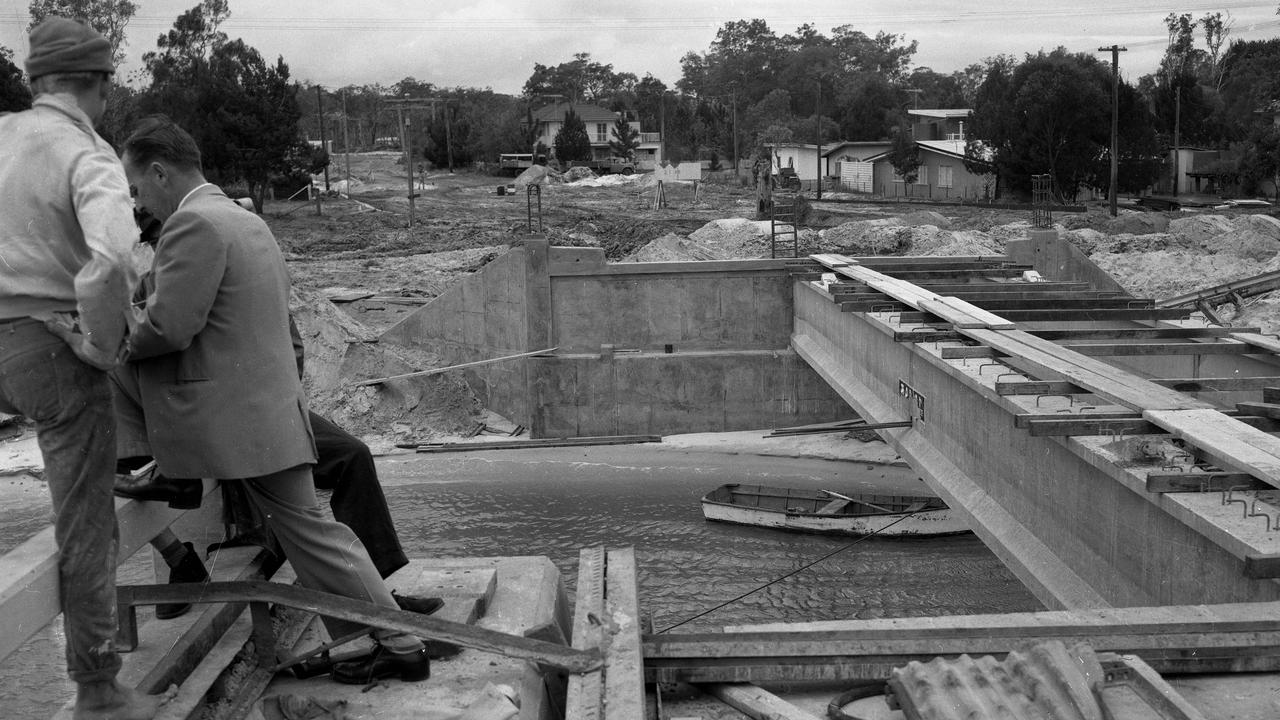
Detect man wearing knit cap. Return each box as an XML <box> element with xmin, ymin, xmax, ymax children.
<box><xmin>0</xmin><ymin>16</ymin><xmax>162</xmax><ymax>720</ymax></box>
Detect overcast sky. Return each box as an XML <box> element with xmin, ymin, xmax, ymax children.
<box><xmin>3</xmin><ymin>1</ymin><xmax>1279</xmax><ymax>94</ymax></box>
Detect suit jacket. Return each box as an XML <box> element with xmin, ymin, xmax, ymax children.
<box><xmin>127</xmin><ymin>185</ymin><xmax>316</xmax><ymax>478</ymax></box>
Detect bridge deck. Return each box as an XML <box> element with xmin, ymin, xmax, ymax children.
<box><xmin>798</xmin><ymin>250</ymin><xmax>1280</xmax><ymax>611</ymax></box>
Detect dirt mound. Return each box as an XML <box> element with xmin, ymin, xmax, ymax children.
<box><xmin>1088</xmin><ymin>250</ymin><xmax>1270</xmax><ymax>300</ymax></box>
<box><xmin>621</xmin><ymin>218</ymin><xmax>773</xmax><ymax>261</ymax></box>
<box><xmin>290</xmin><ymin>286</ymin><xmax>481</xmax><ymax>448</ymax></box>
<box><xmin>563</xmin><ymin>166</ymin><xmax>597</xmax><ymax>183</ymax></box>
<box><xmin>913</xmin><ymin>229</ymin><xmax>1005</xmax><ymax>256</ymax></box>
<box><xmin>623</xmin><ymin>232</ymin><xmax>722</xmax><ymax>262</ymax></box>
<box><xmin>1101</xmin><ymin>211</ymin><xmax>1170</xmax><ymax>235</ymax></box>
<box><xmin>1168</xmin><ymin>214</ymin><xmax>1237</xmax><ymax>245</ymax></box>
<box><xmin>514</xmin><ymin>165</ymin><xmax>562</xmax><ymax>187</ymax></box>
<box><xmin>898</xmin><ymin>210</ymin><xmax>953</xmax><ymax>228</ymax></box>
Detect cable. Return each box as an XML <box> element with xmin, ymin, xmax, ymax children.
<box><xmin>656</xmin><ymin>509</ymin><xmax>922</xmax><ymax>634</ymax></box>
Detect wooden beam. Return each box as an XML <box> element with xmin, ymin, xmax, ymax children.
<box><xmin>997</xmin><ymin>376</ymin><xmax>1280</xmax><ymax>396</ymax></box>
<box><xmin>1018</xmin><ymin>413</ymin><xmax>1278</xmax><ymax>436</ymax></box>
<box><xmin>1144</xmin><ymin>408</ymin><xmax>1280</xmax><ymax>493</ymax></box>
<box><xmin>698</xmin><ymin>683</ymin><xmax>823</xmax><ymax>720</ymax></box>
<box><xmin>940</xmin><ymin>345</ymin><xmax>1000</xmax><ymax>359</ymax></box>
<box><xmin>1237</xmin><ymin>401</ymin><xmax>1280</xmax><ymax>420</ymax></box>
<box><xmin>604</xmin><ymin>548</ymin><xmax>645</xmax><ymax>720</ymax></box>
<box><xmin>1145</xmin><ymin>473</ymin><xmax>1270</xmax><ymax>493</ymax></box>
<box><xmin>902</xmin><ymin>308</ymin><xmax>1194</xmax><ymax>323</ymax></box>
<box><xmin>894</xmin><ymin>328</ymin><xmax>962</xmax><ymax>343</ymax></box>
<box><xmin>967</xmin><ymin>329</ymin><xmax>1214</xmax><ymax>411</ymax></box>
<box><xmin>565</xmin><ymin>547</ymin><xmax>605</xmax><ymax>719</ymax></box>
<box><xmin>1267</xmin><ymin>387</ymin><xmax>1280</xmax><ymax>404</ymax></box>
<box><xmin>997</xmin><ymin>380</ymin><xmax>1087</xmax><ymax>396</ymax></box>
<box><xmin>1055</xmin><ymin>342</ymin><xmax>1256</xmax><ymax>357</ymax></box>
<box><xmin>645</xmin><ymin>601</ymin><xmax>1280</xmax><ymax>682</ymax></box>
<box><xmin>1030</xmin><ymin>327</ymin><xmax>1258</xmax><ymax>341</ymax></box>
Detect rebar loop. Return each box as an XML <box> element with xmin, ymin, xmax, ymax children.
<box><xmin>1035</xmin><ymin>394</ymin><xmax>1074</xmax><ymax>408</ymax></box>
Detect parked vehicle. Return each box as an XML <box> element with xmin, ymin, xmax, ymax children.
<box><xmin>700</xmin><ymin>484</ymin><xmax>969</xmax><ymax>538</ymax></box>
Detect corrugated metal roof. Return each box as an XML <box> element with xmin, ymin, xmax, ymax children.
<box><xmin>887</xmin><ymin>641</ymin><xmax>1106</xmax><ymax>720</ymax></box>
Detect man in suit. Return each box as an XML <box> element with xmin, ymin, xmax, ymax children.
<box><xmin>111</xmin><ymin>115</ymin><xmax>429</xmax><ymax>685</ymax></box>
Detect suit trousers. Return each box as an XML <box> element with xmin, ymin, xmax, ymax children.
<box><xmin>0</xmin><ymin>319</ymin><xmax>122</xmax><ymax>683</ymax></box>
<box><xmin>236</xmin><ymin>465</ymin><xmax>422</xmax><ymax>652</ymax></box>
<box><xmin>309</xmin><ymin>412</ymin><xmax>408</xmax><ymax>580</ymax></box>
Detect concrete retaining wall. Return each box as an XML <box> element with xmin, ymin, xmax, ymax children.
<box><xmin>380</xmin><ymin>239</ymin><xmax>848</xmax><ymax>437</ymax></box>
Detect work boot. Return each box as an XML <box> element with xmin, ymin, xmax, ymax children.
<box><xmin>156</xmin><ymin>542</ymin><xmax>210</xmax><ymax>620</ymax></box>
<box><xmin>330</xmin><ymin>645</ymin><xmax>430</xmax><ymax>685</ymax></box>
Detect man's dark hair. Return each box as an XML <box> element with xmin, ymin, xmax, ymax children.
<box><xmin>123</xmin><ymin>114</ymin><xmax>202</xmax><ymax>171</ymax></box>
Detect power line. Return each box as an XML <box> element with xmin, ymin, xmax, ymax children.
<box><xmin>1</xmin><ymin>3</ymin><xmax>1277</xmax><ymax>32</ymax></box>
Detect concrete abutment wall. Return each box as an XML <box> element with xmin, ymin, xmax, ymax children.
<box><xmin>380</xmin><ymin>239</ymin><xmax>847</xmax><ymax>436</ymax></box>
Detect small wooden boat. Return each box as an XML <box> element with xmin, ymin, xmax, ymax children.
<box><xmin>700</xmin><ymin>484</ymin><xmax>969</xmax><ymax>538</ymax></box>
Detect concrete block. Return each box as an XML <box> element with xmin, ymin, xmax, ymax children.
<box><xmin>609</xmin><ymin>279</ymin><xmax>649</xmax><ymax>348</ymax></box>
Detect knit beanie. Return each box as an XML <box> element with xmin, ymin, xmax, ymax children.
<box><xmin>24</xmin><ymin>17</ymin><xmax>114</xmax><ymax>80</ymax></box>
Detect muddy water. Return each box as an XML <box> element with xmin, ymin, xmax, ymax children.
<box><xmin>0</xmin><ymin>446</ymin><xmax>1041</xmax><ymax>714</ymax></box>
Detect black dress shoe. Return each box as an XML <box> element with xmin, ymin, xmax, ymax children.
<box><xmin>114</xmin><ymin>471</ymin><xmax>202</xmax><ymax>509</ymax></box>
<box><xmin>331</xmin><ymin>646</ymin><xmax>430</xmax><ymax>684</ymax></box>
<box><xmin>392</xmin><ymin>592</ymin><xmax>444</xmax><ymax>615</ymax></box>
<box><xmin>156</xmin><ymin>542</ymin><xmax>210</xmax><ymax>620</ymax></box>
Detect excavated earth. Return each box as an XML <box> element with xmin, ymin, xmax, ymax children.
<box><xmin>3</xmin><ymin>152</ymin><xmax>1279</xmax><ymax>455</ymax></box>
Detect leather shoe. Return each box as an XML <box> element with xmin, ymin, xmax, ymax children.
<box><xmin>156</xmin><ymin>542</ymin><xmax>210</xmax><ymax>620</ymax></box>
<box><xmin>331</xmin><ymin>646</ymin><xmax>430</xmax><ymax>684</ymax></box>
<box><xmin>114</xmin><ymin>471</ymin><xmax>202</xmax><ymax>509</ymax></box>
<box><xmin>392</xmin><ymin>593</ymin><xmax>444</xmax><ymax>616</ymax></box>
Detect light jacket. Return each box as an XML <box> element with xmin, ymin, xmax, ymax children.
<box><xmin>0</xmin><ymin>94</ymin><xmax>136</xmax><ymax>353</ymax></box>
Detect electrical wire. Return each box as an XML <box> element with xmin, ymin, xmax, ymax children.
<box><xmin>656</xmin><ymin>508</ymin><xmax>923</xmax><ymax>634</ymax></box>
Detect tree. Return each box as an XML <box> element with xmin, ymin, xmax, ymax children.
<box><xmin>967</xmin><ymin>50</ymin><xmax>1120</xmax><ymax>201</ymax></box>
<box><xmin>29</xmin><ymin>0</ymin><xmax>137</xmax><ymax>66</ymax></box>
<box><xmin>888</xmin><ymin>122</ymin><xmax>921</xmax><ymax>185</ymax></box>
<box><xmin>608</xmin><ymin>114</ymin><xmax>639</xmax><ymax>160</ymax></box>
<box><xmin>0</xmin><ymin>46</ymin><xmax>32</xmax><ymax>113</ymax></box>
<box><xmin>140</xmin><ymin>1</ymin><xmax>309</xmax><ymax>211</ymax></box>
<box><xmin>552</xmin><ymin>107</ymin><xmax>591</xmax><ymax>163</ymax></box>
<box><xmin>523</xmin><ymin>53</ymin><xmax>635</xmax><ymax>106</ymax></box>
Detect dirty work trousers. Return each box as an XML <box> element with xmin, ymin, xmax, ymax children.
<box><xmin>0</xmin><ymin>318</ymin><xmax>121</xmax><ymax>683</ymax></box>
<box><xmin>310</xmin><ymin>412</ymin><xmax>408</xmax><ymax>580</ymax></box>
<box><xmin>110</xmin><ymin>365</ymin><xmax>423</xmax><ymax>652</ymax></box>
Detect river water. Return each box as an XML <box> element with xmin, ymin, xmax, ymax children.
<box><xmin>0</xmin><ymin>443</ymin><xmax>1041</xmax><ymax>715</ymax></box>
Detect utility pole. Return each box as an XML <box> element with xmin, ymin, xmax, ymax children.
<box><xmin>1098</xmin><ymin>45</ymin><xmax>1127</xmax><ymax>217</ymax></box>
<box><xmin>815</xmin><ymin>78</ymin><xmax>823</xmax><ymax>200</ymax></box>
<box><xmin>341</xmin><ymin>90</ymin><xmax>351</xmax><ymax>191</ymax></box>
<box><xmin>387</xmin><ymin>97</ymin><xmax>433</xmax><ymax>228</ymax></box>
<box><xmin>731</xmin><ymin>91</ymin><xmax>739</xmax><ymax>176</ymax></box>
<box><xmin>1172</xmin><ymin>86</ymin><xmax>1181</xmax><ymax>197</ymax></box>
<box><xmin>315</xmin><ymin>86</ymin><xmax>330</xmax><ymax>191</ymax></box>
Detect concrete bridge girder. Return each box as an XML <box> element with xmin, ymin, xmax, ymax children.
<box><xmin>793</xmin><ymin>280</ymin><xmax>1280</xmax><ymax>612</ymax></box>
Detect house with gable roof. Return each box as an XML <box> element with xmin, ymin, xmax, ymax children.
<box><xmin>531</xmin><ymin>101</ymin><xmax>663</xmax><ymax>170</ymax></box>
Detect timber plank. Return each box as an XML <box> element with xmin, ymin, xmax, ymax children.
<box><xmin>604</xmin><ymin>548</ymin><xmax>645</xmax><ymax>720</ymax></box>
<box><xmin>1146</xmin><ymin>473</ymin><xmax>1270</xmax><ymax>493</ymax></box>
<box><xmin>700</xmin><ymin>683</ymin><xmax>823</xmax><ymax>720</ymax></box>
<box><xmin>999</xmin><ymin>377</ymin><xmax>1280</xmax><ymax>395</ymax></box>
<box><xmin>997</xmin><ymin>380</ymin><xmax>1087</xmax><ymax>395</ymax></box>
<box><xmin>1144</xmin><ymin>408</ymin><xmax>1280</xmax><ymax>493</ymax></box>
<box><xmin>1227</xmin><ymin>332</ymin><xmax>1280</xmax><ymax>355</ymax></box>
<box><xmin>909</xmin><ymin>308</ymin><xmax>1196</xmax><ymax>322</ymax></box>
<box><xmin>1237</xmin><ymin>401</ymin><xmax>1280</xmax><ymax>420</ymax></box>
<box><xmin>967</xmin><ymin>329</ymin><xmax>1213</xmax><ymax>411</ymax></box>
<box><xmin>1031</xmin><ymin>327</ymin><xmax>1256</xmax><ymax>341</ymax></box>
<box><xmin>1055</xmin><ymin>342</ymin><xmax>1255</xmax><ymax>357</ymax></box>
<box><xmin>566</xmin><ymin>547</ymin><xmax>606</xmax><ymax>720</ymax></box>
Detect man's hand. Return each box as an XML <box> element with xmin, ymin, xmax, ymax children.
<box><xmin>34</xmin><ymin>312</ymin><xmax>122</xmax><ymax>371</ymax></box>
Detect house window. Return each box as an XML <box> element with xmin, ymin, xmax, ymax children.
<box><xmin>596</xmin><ymin>123</ymin><xmax>609</xmax><ymax>143</ymax></box>
<box><xmin>938</xmin><ymin>165</ymin><xmax>954</xmax><ymax>188</ymax></box>
<box><xmin>915</xmin><ymin>166</ymin><xmax>928</xmax><ymax>185</ymax></box>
